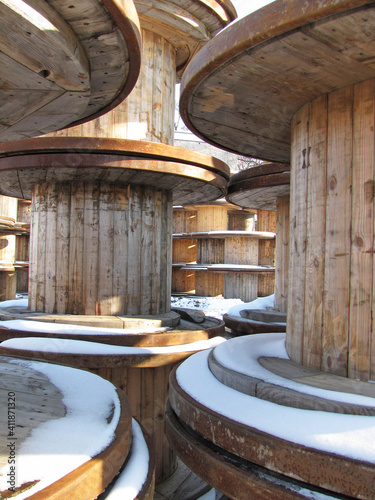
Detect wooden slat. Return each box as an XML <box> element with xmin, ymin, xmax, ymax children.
<box><xmin>302</xmin><ymin>95</ymin><xmax>327</xmax><ymax>369</ymax></box>
<box><xmin>286</xmin><ymin>104</ymin><xmax>309</xmax><ymax>364</ymax></box>
<box><xmin>349</xmin><ymin>78</ymin><xmax>375</xmax><ymax>380</ymax></box>
<box><xmin>274</xmin><ymin>196</ymin><xmax>289</xmax><ymax>313</ymax></box>
<box><xmin>322</xmin><ymin>86</ymin><xmax>353</xmax><ymax>377</ymax></box>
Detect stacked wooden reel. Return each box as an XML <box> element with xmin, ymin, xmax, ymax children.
<box><xmin>224</xmin><ymin>163</ymin><xmax>290</xmax><ymax>335</ymax></box>
<box><xmin>172</xmin><ymin>201</ymin><xmax>276</xmax><ymax>302</ymax></box>
<box><xmin>0</xmin><ymin>0</ymin><xmax>237</xmax><ymax>490</ymax></box>
<box><xmin>0</xmin><ymin>0</ymin><xmax>142</xmax><ymax>143</ymax></box>
<box><xmin>166</xmin><ymin>0</ymin><xmax>375</xmax><ymax>498</ymax></box>
<box><xmin>0</xmin><ymin>196</ymin><xmax>18</xmax><ymax>301</ymax></box>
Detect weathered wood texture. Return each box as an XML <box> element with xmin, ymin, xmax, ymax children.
<box><xmin>0</xmin><ymin>356</ymin><xmax>137</xmax><ymax>500</ymax></box>
<box><xmin>134</xmin><ymin>0</ymin><xmax>236</xmax><ymax>80</ymax></box>
<box><xmin>93</xmin><ymin>363</ymin><xmax>178</xmax><ymax>484</ymax></box>
<box><xmin>15</xmin><ymin>199</ymin><xmax>31</xmax><ymax>294</ymax></box>
<box><xmin>168</xmin><ymin>366</ymin><xmax>375</xmax><ymax>499</ymax></box>
<box><xmin>0</xmin><ymin>0</ymin><xmax>141</xmax><ymax>142</ymax></box>
<box><xmin>51</xmin><ymin>29</ymin><xmax>175</xmax><ymax>144</ymax></box>
<box><xmin>172</xmin><ymin>205</ymin><xmax>275</xmax><ymax>299</ymax></box>
<box><xmin>275</xmin><ymin>196</ymin><xmax>290</xmax><ymax>312</ymax></box>
<box><xmin>227</xmin><ymin>210</ymin><xmax>256</xmax><ymax>231</ymax></box>
<box><xmin>173</xmin><ymin>209</ymin><xmax>197</xmax><ymax>233</ymax></box>
<box><xmin>287</xmin><ymin>80</ymin><xmax>375</xmax><ymax>381</ymax></box>
<box><xmin>179</xmin><ymin>0</ymin><xmax>375</xmax><ymax>162</ymax></box>
<box><xmin>29</xmin><ymin>181</ymin><xmax>172</xmax><ymax>316</ymax></box>
<box><xmin>0</xmin><ymin>196</ymin><xmax>17</xmax><ymax>300</ymax></box>
<box><xmin>256</xmin><ymin>210</ymin><xmax>276</xmax><ymax>298</ymax></box>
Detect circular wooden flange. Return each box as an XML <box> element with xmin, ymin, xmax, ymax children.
<box><xmin>0</xmin><ymin>356</ymin><xmax>133</xmax><ymax>499</ymax></box>
<box><xmin>165</xmin><ymin>402</ymin><xmax>335</xmax><ymax>500</ymax></box>
<box><xmin>0</xmin><ymin>316</ymin><xmax>224</xmax><ymax>348</ymax></box>
<box><xmin>0</xmin><ymin>0</ymin><xmax>141</xmax><ymax>142</ymax></box>
<box><xmin>0</xmin><ymin>137</ymin><xmax>229</xmax><ymax>204</ymax></box>
<box><xmin>134</xmin><ymin>0</ymin><xmax>237</xmax><ymax>77</ymax></box>
<box><xmin>179</xmin><ymin>0</ymin><xmax>375</xmax><ymax>162</ymax></box>
<box><xmin>168</xmin><ymin>365</ymin><xmax>375</xmax><ymax>498</ymax></box>
<box><xmin>227</xmin><ymin>164</ymin><xmax>290</xmax><ymax>210</ymax></box>
<box><xmin>223</xmin><ymin>312</ymin><xmax>286</xmax><ymax>336</ymax></box>
<box><xmin>0</xmin><ymin>317</ymin><xmax>224</xmax><ymax>367</ymax></box>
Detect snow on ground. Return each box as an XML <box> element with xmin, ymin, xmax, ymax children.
<box><xmin>225</xmin><ymin>294</ymin><xmax>275</xmax><ymax>317</ymax></box>
<box><xmin>0</xmin><ymin>359</ymin><xmax>121</xmax><ymax>498</ymax></box>
<box><xmin>171</xmin><ymin>295</ymin><xmax>245</xmax><ymax>319</ymax></box>
<box><xmin>176</xmin><ymin>334</ymin><xmax>375</xmax><ymax>464</ymax></box>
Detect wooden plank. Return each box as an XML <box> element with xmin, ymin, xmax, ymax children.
<box><xmin>44</xmin><ymin>183</ymin><xmax>58</xmax><ymax>313</ymax></box>
<box><xmin>112</xmin><ymin>185</ymin><xmax>128</xmax><ymax>315</ymax></box>
<box><xmin>302</xmin><ymin>95</ymin><xmax>327</xmax><ymax>369</ymax></box>
<box><xmin>321</xmin><ymin>86</ymin><xmax>353</xmax><ymax>377</ymax></box>
<box><xmin>286</xmin><ymin>104</ymin><xmax>309</xmax><ymax>363</ymax></box>
<box><xmin>349</xmin><ymin>78</ymin><xmax>375</xmax><ymax>380</ymax></box>
<box><xmin>55</xmin><ymin>184</ymin><xmax>70</xmax><ymax>314</ymax></box>
<box><xmin>97</xmin><ymin>182</ymin><xmax>114</xmax><ymax>315</ymax></box>
<box><xmin>274</xmin><ymin>196</ymin><xmax>289</xmax><ymax>313</ymax></box>
<box><xmin>82</xmin><ymin>182</ymin><xmax>99</xmax><ymax>315</ymax></box>
<box><xmin>196</xmin><ymin>205</ymin><xmax>228</xmax><ymax>231</ymax></box>
<box><xmin>68</xmin><ymin>182</ymin><xmax>84</xmax><ymax>314</ymax></box>
<box><xmin>259</xmin><ymin>356</ymin><xmax>375</xmax><ymax>399</ymax></box>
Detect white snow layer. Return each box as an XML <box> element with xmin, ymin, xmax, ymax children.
<box><xmin>0</xmin><ymin>319</ymin><xmax>169</xmax><ymax>335</ymax></box>
<box><xmin>0</xmin><ymin>358</ymin><xmax>121</xmax><ymax>497</ymax></box>
<box><xmin>226</xmin><ymin>294</ymin><xmax>275</xmax><ymax>317</ymax></box>
<box><xmin>104</xmin><ymin>419</ymin><xmax>149</xmax><ymax>499</ymax></box>
<box><xmin>176</xmin><ymin>334</ymin><xmax>375</xmax><ymax>464</ymax></box>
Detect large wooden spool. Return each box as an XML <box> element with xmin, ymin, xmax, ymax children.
<box><xmin>179</xmin><ymin>0</ymin><xmax>375</xmax><ymax>382</ymax></box>
<box><xmin>0</xmin><ymin>0</ymin><xmax>141</xmax><ymax>142</ymax></box>
<box><xmin>0</xmin><ymin>355</ymin><xmax>155</xmax><ymax>499</ymax></box>
<box><xmin>49</xmin><ymin>0</ymin><xmax>236</xmax><ymax>145</ymax></box>
<box><xmin>0</xmin><ymin>138</ymin><xmax>229</xmax><ymax>316</ymax></box>
<box><xmin>227</xmin><ymin>163</ymin><xmax>291</xmax><ymax>313</ymax></box>
<box><xmin>168</xmin><ymin>1</ymin><xmax>375</xmax><ymax>498</ymax></box>
<box><xmin>172</xmin><ymin>202</ymin><xmax>275</xmax><ymax>301</ymax></box>
<box><xmin>0</xmin><ymin>196</ymin><xmax>18</xmax><ymax>301</ymax></box>
<box><xmin>0</xmin><ymin>316</ymin><xmax>224</xmax><ymax>484</ymax></box>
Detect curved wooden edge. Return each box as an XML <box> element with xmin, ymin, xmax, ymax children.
<box><xmin>66</xmin><ymin>0</ymin><xmax>142</xmax><ymax>128</ymax></box>
<box><xmin>0</xmin><ymin>321</ymin><xmax>223</xmax><ymax>347</ymax></box>
<box><xmin>168</xmin><ymin>366</ymin><xmax>375</xmax><ymax>497</ymax></box>
<box><xmin>134</xmin><ymin>422</ymin><xmax>156</xmax><ymax>500</ymax></box>
<box><xmin>0</xmin><ymin>347</ymin><xmax>204</xmax><ymax>368</ymax></box>
<box><xmin>165</xmin><ymin>401</ymin><xmax>329</xmax><ymax>500</ymax></box>
<box><xmin>28</xmin><ymin>388</ymin><xmax>133</xmax><ymax>500</ymax></box>
<box><xmin>102</xmin><ymin>420</ymin><xmax>156</xmax><ymax>500</ymax></box>
<box><xmin>228</xmin><ymin>173</ymin><xmax>291</xmax><ymax>195</ymax></box>
<box><xmin>229</xmin><ymin>164</ymin><xmax>290</xmax><ymax>185</ymax></box>
<box><xmin>179</xmin><ymin>0</ymin><xmax>374</xmax><ymax>143</ymax></box>
<box><xmin>208</xmin><ymin>350</ymin><xmax>375</xmax><ymax>416</ymax></box>
<box><xmin>0</xmin><ymin>137</ymin><xmax>230</xmax><ymax>180</ymax></box>
<box><xmin>223</xmin><ymin>313</ymin><xmax>286</xmax><ymax>335</ymax></box>
<box><xmin>0</xmin><ymin>317</ymin><xmax>224</xmax><ymax>367</ymax></box>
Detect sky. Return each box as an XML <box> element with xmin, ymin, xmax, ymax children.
<box><xmin>231</xmin><ymin>0</ymin><xmax>275</xmax><ymax>19</ymax></box>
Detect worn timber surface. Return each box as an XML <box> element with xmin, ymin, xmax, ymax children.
<box><xmin>180</xmin><ymin>0</ymin><xmax>375</xmax><ymax>162</ymax></box>
<box><xmin>0</xmin><ymin>0</ymin><xmax>141</xmax><ymax>142</ymax></box>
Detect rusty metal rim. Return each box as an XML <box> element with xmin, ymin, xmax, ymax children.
<box><xmin>180</xmin><ymin>0</ymin><xmax>375</xmax><ymax>148</ymax></box>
